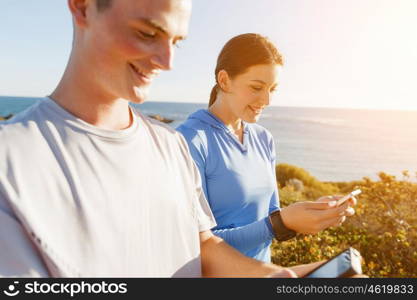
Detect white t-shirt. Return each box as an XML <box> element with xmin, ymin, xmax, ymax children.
<box><xmin>0</xmin><ymin>98</ymin><xmax>216</xmax><ymax>277</ymax></box>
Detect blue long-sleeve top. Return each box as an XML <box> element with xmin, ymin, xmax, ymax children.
<box><xmin>177</xmin><ymin>109</ymin><xmax>280</xmax><ymax>262</ymax></box>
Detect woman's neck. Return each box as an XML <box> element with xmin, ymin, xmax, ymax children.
<box><xmin>208</xmin><ymin>97</ymin><xmax>242</xmax><ymax>133</ymax></box>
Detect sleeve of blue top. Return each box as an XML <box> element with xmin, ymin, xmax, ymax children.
<box><xmin>212</xmin><ymin>218</ymin><xmax>274</xmax><ymax>252</ymax></box>
<box><xmin>177</xmin><ymin>126</ymin><xmax>275</xmax><ymax>252</ymax></box>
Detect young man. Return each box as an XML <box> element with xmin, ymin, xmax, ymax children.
<box><xmin>0</xmin><ymin>0</ymin><xmax>325</xmax><ymax>277</ymax></box>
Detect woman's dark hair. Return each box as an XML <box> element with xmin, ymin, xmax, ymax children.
<box><xmin>209</xmin><ymin>33</ymin><xmax>283</xmax><ymax>107</ymax></box>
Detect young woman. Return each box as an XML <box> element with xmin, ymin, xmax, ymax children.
<box><xmin>177</xmin><ymin>33</ymin><xmax>355</xmax><ymax>262</ymax></box>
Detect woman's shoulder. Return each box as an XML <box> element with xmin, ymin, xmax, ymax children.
<box><xmin>176</xmin><ymin>110</ymin><xmax>216</xmax><ymax>143</ymax></box>
<box><xmin>177</xmin><ymin>118</ymin><xmax>207</xmax><ymax>133</ymax></box>
<box><xmin>177</xmin><ymin>121</ymin><xmax>210</xmax><ymax>150</ymax></box>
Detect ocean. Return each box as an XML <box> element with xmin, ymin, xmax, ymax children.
<box><xmin>1</xmin><ymin>96</ymin><xmax>416</xmax><ymax>182</ymax></box>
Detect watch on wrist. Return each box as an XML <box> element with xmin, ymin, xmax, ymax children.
<box><xmin>269</xmin><ymin>210</ymin><xmax>297</xmax><ymax>241</ymax></box>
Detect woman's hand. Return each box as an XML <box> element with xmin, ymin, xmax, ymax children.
<box><xmin>278</xmin><ymin>195</ymin><xmax>356</xmax><ymax>234</ymax></box>
<box><xmin>316</xmin><ymin>195</ymin><xmax>357</xmax><ymax>216</ymax></box>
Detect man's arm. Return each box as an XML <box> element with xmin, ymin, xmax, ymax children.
<box><xmin>199</xmin><ymin>230</ymin><xmax>296</xmax><ymax>277</ymax></box>
<box><xmin>0</xmin><ymin>189</ymin><xmax>49</xmax><ymax>277</ymax></box>
<box><xmin>199</xmin><ymin>230</ymin><xmax>337</xmax><ymax>278</ymax></box>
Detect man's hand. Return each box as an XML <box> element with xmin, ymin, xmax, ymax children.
<box><xmin>274</xmin><ymin>261</ymin><xmax>368</xmax><ymax>278</ymax></box>
<box><xmin>268</xmin><ymin>268</ymin><xmax>298</xmax><ymax>278</ymax></box>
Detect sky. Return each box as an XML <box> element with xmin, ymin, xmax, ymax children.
<box><xmin>1</xmin><ymin>0</ymin><xmax>416</xmax><ymax>110</ymax></box>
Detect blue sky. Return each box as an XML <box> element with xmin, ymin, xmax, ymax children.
<box><xmin>1</xmin><ymin>0</ymin><xmax>416</xmax><ymax>110</ymax></box>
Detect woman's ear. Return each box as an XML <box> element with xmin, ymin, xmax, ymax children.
<box><xmin>217</xmin><ymin>70</ymin><xmax>231</xmax><ymax>93</ymax></box>
<box><xmin>68</xmin><ymin>0</ymin><xmax>90</xmax><ymax>28</ymax></box>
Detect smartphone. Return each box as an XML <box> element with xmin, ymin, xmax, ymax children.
<box><xmin>336</xmin><ymin>189</ymin><xmax>361</xmax><ymax>206</ymax></box>
<box><xmin>303</xmin><ymin>247</ymin><xmax>363</xmax><ymax>278</ymax></box>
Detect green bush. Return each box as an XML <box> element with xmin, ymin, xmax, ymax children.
<box><xmin>276</xmin><ymin>163</ymin><xmax>338</xmax><ymax>199</ymax></box>
<box><xmin>272</xmin><ymin>167</ymin><xmax>417</xmax><ymax>278</ymax></box>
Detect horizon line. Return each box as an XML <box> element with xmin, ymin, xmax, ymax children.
<box><xmin>1</xmin><ymin>95</ymin><xmax>416</xmax><ymax>113</ymax></box>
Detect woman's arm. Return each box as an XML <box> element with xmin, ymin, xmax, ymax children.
<box><xmin>212</xmin><ymin>217</ymin><xmax>274</xmax><ymax>252</ymax></box>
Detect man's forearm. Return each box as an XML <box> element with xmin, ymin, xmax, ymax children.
<box><xmin>200</xmin><ymin>231</ymin><xmax>285</xmax><ymax>277</ymax></box>
<box><xmin>288</xmin><ymin>261</ymin><xmax>326</xmax><ymax>277</ymax></box>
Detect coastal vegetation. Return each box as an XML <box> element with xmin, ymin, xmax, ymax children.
<box><xmin>272</xmin><ymin>164</ymin><xmax>417</xmax><ymax>277</ymax></box>
<box><xmin>0</xmin><ymin>114</ymin><xmax>13</xmax><ymax>121</ymax></box>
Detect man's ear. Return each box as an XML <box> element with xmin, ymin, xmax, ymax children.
<box><xmin>217</xmin><ymin>70</ymin><xmax>232</xmax><ymax>93</ymax></box>
<box><xmin>68</xmin><ymin>0</ymin><xmax>91</xmax><ymax>28</ymax></box>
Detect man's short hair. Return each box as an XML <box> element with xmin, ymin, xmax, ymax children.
<box><xmin>96</xmin><ymin>0</ymin><xmax>112</xmax><ymax>12</ymax></box>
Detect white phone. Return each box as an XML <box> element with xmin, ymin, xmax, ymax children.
<box><xmin>336</xmin><ymin>189</ymin><xmax>361</xmax><ymax>206</ymax></box>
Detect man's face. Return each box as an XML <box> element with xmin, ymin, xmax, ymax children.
<box><xmin>81</xmin><ymin>0</ymin><xmax>191</xmax><ymax>103</ymax></box>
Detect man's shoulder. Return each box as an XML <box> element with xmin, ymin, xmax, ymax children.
<box><xmin>0</xmin><ymin>100</ymin><xmax>48</xmax><ymax>160</ymax></box>
<box><xmin>1</xmin><ymin>100</ymin><xmax>45</xmax><ymax>137</ymax></box>
<box><xmin>132</xmin><ymin>108</ymin><xmax>200</xmax><ymax>171</ymax></box>
<box><xmin>132</xmin><ymin>108</ymin><xmax>187</xmax><ymax>148</ymax></box>
<box><xmin>133</xmin><ymin>108</ymin><xmax>177</xmax><ymax>136</ymax></box>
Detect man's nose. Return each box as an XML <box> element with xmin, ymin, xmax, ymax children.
<box><xmin>150</xmin><ymin>42</ymin><xmax>174</xmax><ymax>71</ymax></box>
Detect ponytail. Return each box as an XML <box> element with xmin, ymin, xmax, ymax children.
<box><xmin>208</xmin><ymin>84</ymin><xmax>218</xmax><ymax>107</ymax></box>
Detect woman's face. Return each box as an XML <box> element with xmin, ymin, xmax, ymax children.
<box><xmin>225</xmin><ymin>64</ymin><xmax>281</xmax><ymax>123</ymax></box>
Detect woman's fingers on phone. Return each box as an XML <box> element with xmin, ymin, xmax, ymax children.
<box><xmin>318</xmin><ymin>206</ymin><xmax>353</xmax><ymax>229</ymax></box>
<box><xmin>316</xmin><ymin>202</ymin><xmax>349</xmax><ymax>219</ymax></box>
<box><xmin>306</xmin><ymin>200</ymin><xmax>337</xmax><ymax>210</ymax></box>
<box><xmin>348</xmin><ymin>196</ymin><xmax>358</xmax><ymax>206</ymax></box>
<box><xmin>315</xmin><ymin>195</ymin><xmax>343</xmax><ymax>204</ymax></box>
<box><xmin>336</xmin><ymin>216</ymin><xmax>346</xmax><ymax>226</ymax></box>
<box><xmin>319</xmin><ymin>215</ymin><xmax>345</xmax><ymax>230</ymax></box>
<box><xmin>318</xmin><ymin>193</ymin><xmax>358</xmax><ymax>207</ymax></box>
<box><xmin>330</xmin><ymin>216</ymin><xmax>346</xmax><ymax>228</ymax></box>
<box><xmin>315</xmin><ymin>196</ymin><xmax>334</xmax><ymax>204</ymax></box>
<box><xmin>344</xmin><ymin>207</ymin><xmax>355</xmax><ymax>216</ymax></box>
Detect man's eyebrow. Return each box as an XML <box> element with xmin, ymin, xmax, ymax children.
<box><xmin>140</xmin><ymin>18</ymin><xmax>187</xmax><ymax>41</ymax></box>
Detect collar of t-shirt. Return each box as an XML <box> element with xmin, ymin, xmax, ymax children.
<box><xmin>43</xmin><ymin>97</ymin><xmax>140</xmax><ymax>141</ymax></box>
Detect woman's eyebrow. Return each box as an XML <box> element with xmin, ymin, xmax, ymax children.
<box><xmin>251</xmin><ymin>79</ymin><xmax>279</xmax><ymax>88</ymax></box>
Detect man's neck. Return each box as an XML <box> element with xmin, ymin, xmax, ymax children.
<box><xmin>49</xmin><ymin>60</ymin><xmax>133</xmax><ymax>131</ymax></box>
